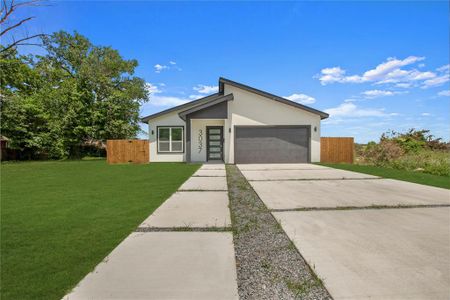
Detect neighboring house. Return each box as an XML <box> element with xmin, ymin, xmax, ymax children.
<box><xmin>141</xmin><ymin>77</ymin><xmax>329</xmax><ymax>164</ymax></box>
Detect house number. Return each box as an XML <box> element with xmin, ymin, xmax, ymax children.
<box><xmin>198</xmin><ymin>129</ymin><xmax>203</xmax><ymax>153</ymax></box>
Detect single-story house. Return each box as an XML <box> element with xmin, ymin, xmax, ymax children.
<box><xmin>141</xmin><ymin>77</ymin><xmax>329</xmax><ymax>164</ymax></box>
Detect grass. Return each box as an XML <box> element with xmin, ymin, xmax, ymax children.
<box><xmin>1</xmin><ymin>160</ymin><xmax>200</xmax><ymax>300</ymax></box>
<box><xmin>319</xmin><ymin>163</ymin><xmax>450</xmax><ymax>189</ymax></box>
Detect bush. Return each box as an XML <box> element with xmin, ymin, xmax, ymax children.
<box><xmin>357</xmin><ymin>129</ymin><xmax>450</xmax><ymax>176</ymax></box>
<box><xmin>390</xmin><ymin>151</ymin><xmax>450</xmax><ymax>176</ymax></box>
<box><xmin>363</xmin><ymin>140</ymin><xmax>404</xmax><ymax>165</ymax></box>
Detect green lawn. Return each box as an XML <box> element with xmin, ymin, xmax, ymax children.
<box><xmin>319</xmin><ymin>163</ymin><xmax>450</xmax><ymax>189</ymax></box>
<box><xmin>1</xmin><ymin>160</ymin><xmax>200</xmax><ymax>300</ymax></box>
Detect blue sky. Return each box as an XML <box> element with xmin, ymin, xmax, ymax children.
<box><xmin>14</xmin><ymin>1</ymin><xmax>450</xmax><ymax>143</ymax></box>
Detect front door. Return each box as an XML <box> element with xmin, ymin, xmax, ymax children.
<box><xmin>206</xmin><ymin>126</ymin><xmax>224</xmax><ymax>161</ymax></box>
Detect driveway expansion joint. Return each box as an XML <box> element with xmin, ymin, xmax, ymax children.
<box><xmin>271</xmin><ymin>204</ymin><xmax>450</xmax><ymax>212</ymax></box>
<box><xmin>248</xmin><ymin>177</ymin><xmax>382</xmax><ymax>181</ymax></box>
<box><xmin>135</xmin><ymin>227</ymin><xmax>232</xmax><ymax>232</ymax></box>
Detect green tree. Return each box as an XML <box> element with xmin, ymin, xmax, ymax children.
<box><xmin>0</xmin><ymin>31</ymin><xmax>149</xmax><ymax>159</ymax></box>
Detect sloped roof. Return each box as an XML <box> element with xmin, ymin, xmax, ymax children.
<box><xmin>178</xmin><ymin>93</ymin><xmax>234</xmax><ymax>120</ymax></box>
<box><xmin>218</xmin><ymin>77</ymin><xmax>329</xmax><ymax>119</ymax></box>
<box><xmin>141</xmin><ymin>93</ymin><xmax>221</xmax><ymax>122</ymax></box>
<box><xmin>141</xmin><ymin>77</ymin><xmax>329</xmax><ymax>122</ymax></box>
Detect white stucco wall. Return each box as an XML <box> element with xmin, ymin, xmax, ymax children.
<box><xmin>148</xmin><ymin>111</ymin><xmax>186</xmax><ymax>162</ymax></box>
<box><xmin>190</xmin><ymin>119</ymin><xmax>225</xmax><ymax>162</ymax></box>
<box><xmin>224</xmin><ymin>84</ymin><xmax>322</xmax><ymax>163</ymax></box>
<box><xmin>147</xmin><ymin>83</ymin><xmax>323</xmax><ymax>163</ymax></box>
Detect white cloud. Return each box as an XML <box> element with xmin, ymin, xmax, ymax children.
<box><xmin>154</xmin><ymin>64</ymin><xmax>168</xmax><ymax>73</ymax></box>
<box><xmin>154</xmin><ymin>61</ymin><xmax>181</xmax><ymax>73</ymax></box>
<box><xmin>316</xmin><ymin>67</ymin><xmax>363</xmax><ymax>85</ymax></box>
<box><xmin>395</xmin><ymin>83</ymin><xmax>412</xmax><ymax>88</ymax></box>
<box><xmin>150</xmin><ymin>95</ymin><xmax>190</xmax><ymax>107</ymax></box>
<box><xmin>145</xmin><ymin>82</ymin><xmax>191</xmax><ymax>106</ymax></box>
<box><xmin>189</xmin><ymin>94</ymin><xmax>204</xmax><ymax>100</ymax></box>
<box><xmin>437</xmin><ymin>64</ymin><xmax>449</xmax><ymax>72</ymax></box>
<box><xmin>284</xmin><ymin>93</ymin><xmax>316</xmax><ymax>104</ymax></box>
<box><xmin>362</xmin><ymin>56</ymin><xmax>425</xmax><ymax>81</ymax></box>
<box><xmin>361</xmin><ymin>89</ymin><xmax>406</xmax><ymax>98</ymax></box>
<box><xmin>316</xmin><ymin>56</ymin><xmax>445</xmax><ymax>88</ymax></box>
<box><xmin>421</xmin><ymin>65</ymin><xmax>449</xmax><ymax>88</ymax></box>
<box><xmin>437</xmin><ymin>90</ymin><xmax>450</xmax><ymax>97</ymax></box>
<box><xmin>145</xmin><ymin>82</ymin><xmax>163</xmax><ymax>94</ymax></box>
<box><xmin>193</xmin><ymin>84</ymin><xmax>218</xmax><ymax>94</ymax></box>
<box><xmin>422</xmin><ymin>75</ymin><xmax>449</xmax><ymax>88</ymax></box>
<box><xmin>421</xmin><ymin>113</ymin><xmax>431</xmax><ymax>116</ymax></box>
<box><xmin>324</xmin><ymin>102</ymin><xmax>388</xmax><ymax>117</ymax></box>
<box><xmin>376</xmin><ymin>69</ymin><xmax>435</xmax><ymax>84</ymax></box>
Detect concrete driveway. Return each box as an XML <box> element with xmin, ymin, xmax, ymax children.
<box><xmin>238</xmin><ymin>163</ymin><xmax>450</xmax><ymax>300</ymax></box>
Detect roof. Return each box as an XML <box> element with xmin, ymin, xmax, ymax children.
<box><xmin>141</xmin><ymin>77</ymin><xmax>329</xmax><ymax>122</ymax></box>
<box><xmin>218</xmin><ymin>77</ymin><xmax>329</xmax><ymax>119</ymax></box>
<box><xmin>178</xmin><ymin>93</ymin><xmax>234</xmax><ymax>120</ymax></box>
<box><xmin>140</xmin><ymin>93</ymin><xmax>221</xmax><ymax>122</ymax></box>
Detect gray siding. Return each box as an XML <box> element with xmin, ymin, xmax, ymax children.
<box><xmin>187</xmin><ymin>101</ymin><xmax>227</xmax><ymax>119</ymax></box>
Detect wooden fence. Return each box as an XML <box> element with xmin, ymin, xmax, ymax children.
<box><xmin>320</xmin><ymin>137</ymin><xmax>354</xmax><ymax>164</ymax></box>
<box><xmin>107</xmin><ymin>140</ymin><xmax>149</xmax><ymax>164</ymax></box>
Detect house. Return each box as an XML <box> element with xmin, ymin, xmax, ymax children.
<box><xmin>141</xmin><ymin>77</ymin><xmax>329</xmax><ymax>164</ymax></box>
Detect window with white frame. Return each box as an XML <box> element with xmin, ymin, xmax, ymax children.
<box><xmin>157</xmin><ymin>127</ymin><xmax>184</xmax><ymax>153</ymax></box>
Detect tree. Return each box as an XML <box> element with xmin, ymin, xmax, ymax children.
<box><xmin>0</xmin><ymin>31</ymin><xmax>149</xmax><ymax>159</ymax></box>
<box><xmin>0</xmin><ymin>0</ymin><xmax>46</xmax><ymax>55</ymax></box>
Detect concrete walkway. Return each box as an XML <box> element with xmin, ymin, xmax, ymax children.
<box><xmin>238</xmin><ymin>163</ymin><xmax>450</xmax><ymax>300</ymax></box>
<box><xmin>64</xmin><ymin>164</ymin><xmax>238</xmax><ymax>300</ymax></box>
<box><xmin>140</xmin><ymin>191</ymin><xmax>231</xmax><ymax>228</ymax></box>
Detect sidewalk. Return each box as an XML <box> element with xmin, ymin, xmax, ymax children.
<box><xmin>64</xmin><ymin>164</ymin><xmax>238</xmax><ymax>300</ymax></box>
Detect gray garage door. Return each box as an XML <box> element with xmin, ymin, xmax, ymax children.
<box><xmin>234</xmin><ymin>126</ymin><xmax>310</xmax><ymax>164</ymax></box>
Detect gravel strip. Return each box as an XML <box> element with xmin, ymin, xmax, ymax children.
<box><xmin>227</xmin><ymin>165</ymin><xmax>332</xmax><ymax>300</ymax></box>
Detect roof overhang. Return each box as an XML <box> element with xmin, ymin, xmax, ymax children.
<box><xmin>140</xmin><ymin>93</ymin><xmax>221</xmax><ymax>123</ymax></box>
<box><xmin>178</xmin><ymin>93</ymin><xmax>234</xmax><ymax>121</ymax></box>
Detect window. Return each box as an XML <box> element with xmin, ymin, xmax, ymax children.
<box><xmin>158</xmin><ymin>127</ymin><xmax>184</xmax><ymax>153</ymax></box>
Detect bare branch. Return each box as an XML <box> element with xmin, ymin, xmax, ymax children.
<box><xmin>0</xmin><ymin>33</ymin><xmax>45</xmax><ymax>53</ymax></box>
<box><xmin>0</xmin><ymin>16</ymin><xmax>33</xmax><ymax>36</ymax></box>
<box><xmin>0</xmin><ymin>0</ymin><xmax>15</xmax><ymax>24</ymax></box>
<box><xmin>1</xmin><ymin>0</ymin><xmax>44</xmax><ymax>24</ymax></box>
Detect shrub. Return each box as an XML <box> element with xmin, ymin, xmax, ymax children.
<box><xmin>359</xmin><ymin>140</ymin><xmax>404</xmax><ymax>166</ymax></box>
<box><xmin>390</xmin><ymin>151</ymin><xmax>450</xmax><ymax>176</ymax></box>
<box><xmin>357</xmin><ymin>129</ymin><xmax>450</xmax><ymax>176</ymax></box>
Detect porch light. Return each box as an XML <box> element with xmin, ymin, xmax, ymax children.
<box><xmin>314</xmin><ymin>126</ymin><xmax>317</xmax><ymax>132</ymax></box>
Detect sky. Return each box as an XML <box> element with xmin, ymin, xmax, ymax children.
<box><xmin>12</xmin><ymin>1</ymin><xmax>450</xmax><ymax>143</ymax></box>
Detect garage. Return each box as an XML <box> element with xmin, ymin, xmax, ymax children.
<box><xmin>234</xmin><ymin>126</ymin><xmax>310</xmax><ymax>164</ymax></box>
